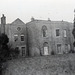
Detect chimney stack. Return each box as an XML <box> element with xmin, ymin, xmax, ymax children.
<box><xmin>1</xmin><ymin>14</ymin><xmax>6</xmax><ymax>34</ymax></box>
<box><xmin>31</xmin><ymin>17</ymin><xmax>35</xmax><ymax>21</ymax></box>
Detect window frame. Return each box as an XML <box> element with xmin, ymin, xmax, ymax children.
<box><xmin>65</xmin><ymin>44</ymin><xmax>68</xmax><ymax>53</ymax></box>
<box><xmin>42</xmin><ymin>25</ymin><xmax>47</xmax><ymax>37</ymax></box>
<box><xmin>14</xmin><ymin>34</ymin><xmax>18</xmax><ymax>42</ymax></box>
<box><xmin>21</xmin><ymin>47</ymin><xmax>25</xmax><ymax>56</ymax></box>
<box><xmin>43</xmin><ymin>42</ymin><xmax>49</xmax><ymax>55</ymax></box>
<box><xmin>63</xmin><ymin>29</ymin><xmax>67</xmax><ymax>37</ymax></box>
<box><xmin>21</xmin><ymin>35</ymin><xmax>24</xmax><ymax>41</ymax></box>
<box><xmin>56</xmin><ymin>29</ymin><xmax>60</xmax><ymax>37</ymax></box>
<box><xmin>57</xmin><ymin>44</ymin><xmax>61</xmax><ymax>54</ymax></box>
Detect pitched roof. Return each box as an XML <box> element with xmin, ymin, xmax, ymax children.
<box><xmin>11</xmin><ymin>18</ymin><xmax>25</xmax><ymax>25</ymax></box>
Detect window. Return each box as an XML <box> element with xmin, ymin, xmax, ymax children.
<box><xmin>64</xmin><ymin>30</ymin><xmax>67</xmax><ymax>37</ymax></box>
<box><xmin>57</xmin><ymin>44</ymin><xmax>61</xmax><ymax>54</ymax></box>
<box><xmin>42</xmin><ymin>25</ymin><xmax>47</xmax><ymax>37</ymax></box>
<box><xmin>68</xmin><ymin>44</ymin><xmax>70</xmax><ymax>50</ymax></box>
<box><xmin>15</xmin><ymin>47</ymin><xmax>19</xmax><ymax>50</ymax></box>
<box><xmin>21</xmin><ymin>35</ymin><xmax>24</xmax><ymax>41</ymax></box>
<box><xmin>65</xmin><ymin>44</ymin><xmax>68</xmax><ymax>53</ymax></box>
<box><xmin>14</xmin><ymin>34</ymin><xmax>18</xmax><ymax>42</ymax></box>
<box><xmin>56</xmin><ymin>29</ymin><xmax>60</xmax><ymax>36</ymax></box>
<box><xmin>43</xmin><ymin>42</ymin><xmax>49</xmax><ymax>55</ymax></box>
<box><xmin>22</xmin><ymin>47</ymin><xmax>25</xmax><ymax>56</ymax></box>
<box><xmin>17</xmin><ymin>27</ymin><xmax>21</xmax><ymax>31</ymax></box>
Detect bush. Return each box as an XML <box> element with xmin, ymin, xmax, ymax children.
<box><xmin>69</xmin><ymin>50</ymin><xmax>75</xmax><ymax>53</ymax></box>
<box><xmin>8</xmin><ymin>46</ymin><xmax>20</xmax><ymax>59</ymax></box>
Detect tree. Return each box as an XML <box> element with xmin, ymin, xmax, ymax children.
<box><xmin>72</xmin><ymin>11</ymin><xmax>75</xmax><ymax>50</ymax></box>
<box><xmin>0</xmin><ymin>33</ymin><xmax>20</xmax><ymax>75</ymax></box>
<box><xmin>72</xmin><ymin>21</ymin><xmax>75</xmax><ymax>53</ymax></box>
<box><xmin>0</xmin><ymin>33</ymin><xmax>9</xmax><ymax>62</ymax></box>
<box><xmin>72</xmin><ymin>27</ymin><xmax>75</xmax><ymax>39</ymax></box>
<box><xmin>8</xmin><ymin>45</ymin><xmax>20</xmax><ymax>59</ymax></box>
<box><xmin>0</xmin><ymin>33</ymin><xmax>9</xmax><ymax>75</ymax></box>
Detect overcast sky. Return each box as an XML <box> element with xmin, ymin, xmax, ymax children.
<box><xmin>0</xmin><ymin>0</ymin><xmax>75</xmax><ymax>23</ymax></box>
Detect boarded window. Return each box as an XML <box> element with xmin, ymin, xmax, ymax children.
<box><xmin>21</xmin><ymin>35</ymin><xmax>24</xmax><ymax>41</ymax></box>
<box><xmin>43</xmin><ymin>42</ymin><xmax>49</xmax><ymax>55</ymax></box>
<box><xmin>64</xmin><ymin>30</ymin><xmax>67</xmax><ymax>37</ymax></box>
<box><xmin>56</xmin><ymin>29</ymin><xmax>60</xmax><ymax>36</ymax></box>
<box><xmin>42</xmin><ymin>25</ymin><xmax>47</xmax><ymax>37</ymax></box>
<box><xmin>22</xmin><ymin>47</ymin><xmax>25</xmax><ymax>56</ymax></box>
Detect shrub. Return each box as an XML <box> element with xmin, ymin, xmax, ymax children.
<box><xmin>69</xmin><ymin>50</ymin><xmax>75</xmax><ymax>53</ymax></box>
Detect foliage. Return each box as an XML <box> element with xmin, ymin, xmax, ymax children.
<box><xmin>8</xmin><ymin>46</ymin><xmax>20</xmax><ymax>59</ymax></box>
<box><xmin>69</xmin><ymin>49</ymin><xmax>75</xmax><ymax>53</ymax></box>
<box><xmin>72</xmin><ymin>26</ymin><xmax>75</xmax><ymax>52</ymax></box>
<box><xmin>72</xmin><ymin>22</ymin><xmax>75</xmax><ymax>38</ymax></box>
<box><xmin>0</xmin><ymin>34</ymin><xmax>20</xmax><ymax>74</ymax></box>
<box><xmin>0</xmin><ymin>34</ymin><xmax>9</xmax><ymax>45</ymax></box>
<box><xmin>73</xmin><ymin>42</ymin><xmax>75</xmax><ymax>47</ymax></box>
<box><xmin>0</xmin><ymin>33</ymin><xmax>9</xmax><ymax>75</ymax></box>
<box><xmin>0</xmin><ymin>33</ymin><xmax>9</xmax><ymax>62</ymax></box>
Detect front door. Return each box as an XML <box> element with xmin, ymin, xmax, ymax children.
<box><xmin>44</xmin><ymin>46</ymin><xmax>49</xmax><ymax>55</ymax></box>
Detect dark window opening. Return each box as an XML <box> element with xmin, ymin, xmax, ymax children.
<box><xmin>21</xmin><ymin>35</ymin><xmax>24</xmax><ymax>41</ymax></box>
<box><xmin>42</xmin><ymin>25</ymin><xmax>47</xmax><ymax>37</ymax></box>
<box><xmin>56</xmin><ymin>29</ymin><xmax>60</xmax><ymax>36</ymax></box>
<box><xmin>22</xmin><ymin>47</ymin><xmax>25</xmax><ymax>56</ymax></box>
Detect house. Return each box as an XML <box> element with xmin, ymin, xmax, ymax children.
<box><xmin>26</xmin><ymin>18</ymin><xmax>74</xmax><ymax>56</ymax></box>
<box><xmin>0</xmin><ymin>14</ymin><xmax>74</xmax><ymax>57</ymax></box>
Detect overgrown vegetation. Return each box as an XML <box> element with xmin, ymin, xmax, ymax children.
<box><xmin>72</xmin><ymin>21</ymin><xmax>75</xmax><ymax>53</ymax></box>
<box><xmin>0</xmin><ymin>33</ymin><xmax>19</xmax><ymax>75</ymax></box>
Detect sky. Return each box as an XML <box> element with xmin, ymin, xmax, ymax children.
<box><xmin>0</xmin><ymin>0</ymin><xmax>75</xmax><ymax>23</ymax></box>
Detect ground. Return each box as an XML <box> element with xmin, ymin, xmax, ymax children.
<box><xmin>2</xmin><ymin>53</ymin><xmax>75</xmax><ymax>75</ymax></box>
